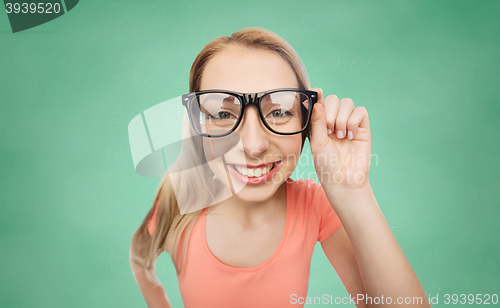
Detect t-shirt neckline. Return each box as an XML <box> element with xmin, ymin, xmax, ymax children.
<box><xmin>201</xmin><ymin>180</ymin><xmax>292</xmax><ymax>273</ymax></box>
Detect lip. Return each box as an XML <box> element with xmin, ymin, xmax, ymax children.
<box><xmin>230</xmin><ymin>161</ymin><xmax>276</xmax><ymax>168</ymax></box>
<box><xmin>227</xmin><ymin>161</ymin><xmax>282</xmax><ymax>185</ymax></box>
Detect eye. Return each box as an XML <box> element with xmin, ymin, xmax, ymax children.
<box><xmin>268</xmin><ymin>109</ymin><xmax>291</xmax><ymax>118</ymax></box>
<box><xmin>271</xmin><ymin>110</ymin><xmax>284</xmax><ymax>117</ymax></box>
<box><xmin>210</xmin><ymin>110</ymin><xmax>236</xmax><ymax>120</ymax></box>
<box><xmin>215</xmin><ymin>111</ymin><xmax>231</xmax><ymax>119</ymax></box>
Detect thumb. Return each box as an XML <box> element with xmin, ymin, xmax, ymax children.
<box><xmin>308</xmin><ymin>100</ymin><xmax>329</xmax><ymax>153</ymax></box>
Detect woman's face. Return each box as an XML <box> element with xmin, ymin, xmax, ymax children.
<box><xmin>200</xmin><ymin>45</ymin><xmax>303</xmax><ymax>203</ymax></box>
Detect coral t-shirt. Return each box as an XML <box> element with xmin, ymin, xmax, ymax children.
<box><xmin>147</xmin><ymin>178</ymin><xmax>342</xmax><ymax>307</ymax></box>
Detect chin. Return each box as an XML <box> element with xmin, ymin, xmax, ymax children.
<box><xmin>231</xmin><ymin>183</ymin><xmax>281</xmax><ymax>203</ymax></box>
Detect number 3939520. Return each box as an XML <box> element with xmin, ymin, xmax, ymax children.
<box><xmin>5</xmin><ymin>2</ymin><xmax>62</xmax><ymax>14</ymax></box>
<box><xmin>443</xmin><ymin>294</ymin><xmax>498</xmax><ymax>305</ymax></box>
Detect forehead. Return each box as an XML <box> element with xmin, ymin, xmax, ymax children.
<box><xmin>200</xmin><ymin>45</ymin><xmax>299</xmax><ymax>93</ymax></box>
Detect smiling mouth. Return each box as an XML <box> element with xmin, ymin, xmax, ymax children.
<box><xmin>231</xmin><ymin>162</ymin><xmax>278</xmax><ymax>177</ymax></box>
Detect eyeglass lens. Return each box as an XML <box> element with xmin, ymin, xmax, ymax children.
<box><xmin>189</xmin><ymin>91</ymin><xmax>311</xmax><ymax>136</ymax></box>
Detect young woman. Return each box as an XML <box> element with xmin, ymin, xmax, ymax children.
<box><xmin>130</xmin><ymin>27</ymin><xmax>430</xmax><ymax>308</ymax></box>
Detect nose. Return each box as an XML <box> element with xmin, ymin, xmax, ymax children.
<box><xmin>235</xmin><ymin>105</ymin><xmax>269</xmax><ymax>159</ymax></box>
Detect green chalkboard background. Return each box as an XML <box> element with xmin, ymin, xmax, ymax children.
<box><xmin>1</xmin><ymin>0</ymin><xmax>499</xmax><ymax>307</ymax></box>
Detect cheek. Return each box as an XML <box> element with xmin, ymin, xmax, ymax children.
<box><xmin>279</xmin><ymin>136</ymin><xmax>302</xmax><ymax>166</ymax></box>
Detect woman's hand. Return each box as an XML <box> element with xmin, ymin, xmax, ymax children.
<box><xmin>309</xmin><ymin>89</ymin><xmax>431</xmax><ymax>307</ymax></box>
<box><xmin>308</xmin><ymin>88</ymin><xmax>371</xmax><ymax>191</ymax></box>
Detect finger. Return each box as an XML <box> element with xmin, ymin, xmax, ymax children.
<box><xmin>308</xmin><ymin>87</ymin><xmax>328</xmax><ymax>138</ymax></box>
<box><xmin>346</xmin><ymin>106</ymin><xmax>368</xmax><ymax>140</ymax></box>
<box><xmin>308</xmin><ymin>88</ymin><xmax>325</xmax><ymax>131</ymax></box>
<box><xmin>309</xmin><ymin>87</ymin><xmax>324</xmax><ymax>107</ymax></box>
<box><xmin>324</xmin><ymin>95</ymin><xmax>340</xmax><ymax>136</ymax></box>
<box><xmin>334</xmin><ymin>98</ymin><xmax>355</xmax><ymax>139</ymax></box>
<box><xmin>360</xmin><ymin>107</ymin><xmax>370</xmax><ymax>129</ymax></box>
<box><xmin>308</xmin><ymin>100</ymin><xmax>329</xmax><ymax>152</ymax></box>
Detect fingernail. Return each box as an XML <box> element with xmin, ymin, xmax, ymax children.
<box><xmin>327</xmin><ymin>129</ymin><xmax>332</xmax><ymax>135</ymax></box>
<box><xmin>348</xmin><ymin>131</ymin><xmax>353</xmax><ymax>140</ymax></box>
<box><xmin>337</xmin><ymin>130</ymin><xmax>344</xmax><ymax>139</ymax></box>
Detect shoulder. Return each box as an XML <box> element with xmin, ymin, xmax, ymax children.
<box><xmin>147</xmin><ymin>197</ymin><xmax>162</xmax><ymax>237</ymax></box>
<box><xmin>286</xmin><ymin>178</ymin><xmax>324</xmax><ymax>200</ymax></box>
<box><xmin>286</xmin><ymin>177</ymin><xmax>320</xmax><ymax>190</ymax></box>
<box><xmin>286</xmin><ymin>178</ymin><xmax>335</xmax><ymax>217</ymax></box>
<box><xmin>286</xmin><ymin>178</ymin><xmax>328</xmax><ymax>214</ymax></box>
<box><xmin>286</xmin><ymin>178</ymin><xmax>342</xmax><ymax>242</ymax></box>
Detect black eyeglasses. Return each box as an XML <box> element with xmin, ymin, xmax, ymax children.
<box><xmin>182</xmin><ymin>88</ymin><xmax>317</xmax><ymax>138</ymax></box>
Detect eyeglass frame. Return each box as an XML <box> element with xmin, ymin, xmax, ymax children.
<box><xmin>181</xmin><ymin>88</ymin><xmax>318</xmax><ymax>138</ymax></box>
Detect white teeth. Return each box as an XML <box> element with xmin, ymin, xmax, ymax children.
<box><xmin>254</xmin><ymin>168</ymin><xmax>262</xmax><ymax>177</ymax></box>
<box><xmin>234</xmin><ymin>164</ymin><xmax>274</xmax><ymax>177</ymax></box>
<box><xmin>240</xmin><ymin>167</ymin><xmax>247</xmax><ymax>176</ymax></box>
<box><xmin>247</xmin><ymin>168</ymin><xmax>254</xmax><ymax>177</ymax></box>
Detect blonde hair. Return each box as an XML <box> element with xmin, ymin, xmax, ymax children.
<box><xmin>129</xmin><ymin>27</ymin><xmax>311</xmax><ymax>286</ymax></box>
